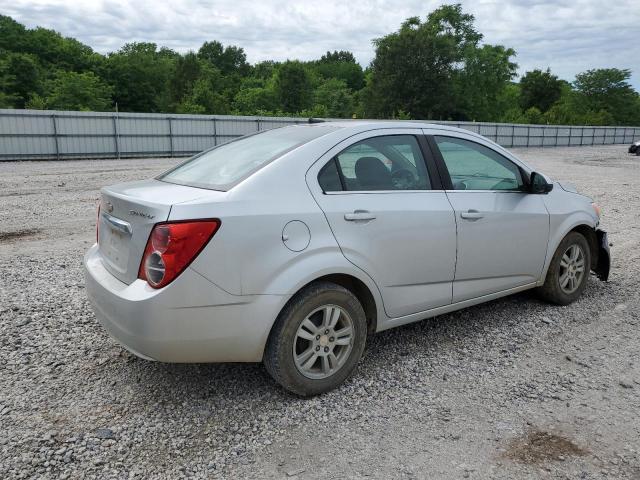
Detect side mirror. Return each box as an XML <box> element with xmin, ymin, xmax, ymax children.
<box><xmin>529</xmin><ymin>171</ymin><xmax>553</xmax><ymax>194</ymax></box>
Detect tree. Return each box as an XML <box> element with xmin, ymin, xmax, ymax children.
<box><xmin>45</xmin><ymin>71</ymin><xmax>112</xmax><ymax>111</ymax></box>
<box><xmin>0</xmin><ymin>12</ymin><xmax>638</xmax><ymax>126</ymax></box>
<box><xmin>274</xmin><ymin>61</ymin><xmax>313</xmax><ymax>113</ymax></box>
<box><xmin>519</xmin><ymin>69</ymin><xmax>563</xmax><ymax>113</ymax></box>
<box><xmin>251</xmin><ymin>61</ymin><xmax>279</xmax><ymax>80</ymax></box>
<box><xmin>178</xmin><ymin>66</ymin><xmax>229</xmax><ymax>114</ymax></box>
<box><xmin>314</xmin><ymin>78</ymin><xmax>355</xmax><ymax>117</ymax></box>
<box><xmin>19</xmin><ymin>26</ymin><xmax>97</xmax><ymax>72</ymax></box>
<box><xmin>364</xmin><ymin>4</ymin><xmax>490</xmax><ymax>119</ymax></box>
<box><xmin>313</xmin><ymin>51</ymin><xmax>365</xmax><ymax>91</ymax></box>
<box><xmin>170</xmin><ymin>52</ymin><xmax>202</xmax><ymax>105</ymax></box>
<box><xmin>198</xmin><ymin>41</ymin><xmax>250</xmax><ymax>76</ymax></box>
<box><xmin>104</xmin><ymin>42</ymin><xmax>175</xmax><ymax>112</ymax></box>
<box><xmin>314</xmin><ymin>50</ymin><xmax>365</xmax><ymax>91</ymax></box>
<box><xmin>541</xmin><ymin>83</ymin><xmax>583</xmax><ymax>125</ymax></box>
<box><xmin>573</xmin><ymin>68</ymin><xmax>639</xmax><ymax>125</ymax></box>
<box><xmin>521</xmin><ymin>106</ymin><xmax>545</xmax><ymax>124</ymax></box>
<box><xmin>455</xmin><ymin>44</ymin><xmax>517</xmax><ymax>121</ymax></box>
<box><xmin>233</xmin><ymin>86</ymin><xmax>277</xmax><ymax>114</ymax></box>
<box><xmin>0</xmin><ymin>52</ymin><xmax>42</xmax><ymax>108</ymax></box>
<box><xmin>319</xmin><ymin>51</ymin><xmax>357</xmax><ymax>64</ymax></box>
<box><xmin>0</xmin><ymin>15</ymin><xmax>28</xmax><ymax>52</ymax></box>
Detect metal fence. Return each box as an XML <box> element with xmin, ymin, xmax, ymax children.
<box><xmin>0</xmin><ymin>108</ymin><xmax>638</xmax><ymax>161</ymax></box>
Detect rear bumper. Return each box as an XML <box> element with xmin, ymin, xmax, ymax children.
<box><xmin>594</xmin><ymin>229</ymin><xmax>610</xmax><ymax>281</ymax></box>
<box><xmin>83</xmin><ymin>245</ymin><xmax>288</xmax><ymax>362</ymax></box>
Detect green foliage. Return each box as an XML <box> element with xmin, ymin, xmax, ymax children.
<box><xmin>392</xmin><ymin>109</ymin><xmax>412</xmax><ymax>120</ymax></box>
<box><xmin>319</xmin><ymin>51</ymin><xmax>357</xmax><ymax>64</ymax></box>
<box><xmin>198</xmin><ymin>41</ymin><xmax>250</xmax><ymax>76</ymax></box>
<box><xmin>0</xmin><ymin>11</ymin><xmax>638</xmax><ymax>127</ymax></box>
<box><xmin>363</xmin><ymin>4</ymin><xmax>517</xmax><ymax>121</ymax></box>
<box><xmin>170</xmin><ymin>52</ymin><xmax>202</xmax><ymax>104</ymax></box>
<box><xmin>274</xmin><ymin>61</ymin><xmax>313</xmax><ymax>113</ymax></box>
<box><xmin>314</xmin><ymin>78</ymin><xmax>355</xmax><ymax>117</ymax></box>
<box><xmin>186</xmin><ymin>76</ymin><xmax>229</xmax><ymax>114</ymax></box>
<box><xmin>455</xmin><ymin>44</ymin><xmax>518</xmax><ymax>121</ymax></box>
<box><xmin>103</xmin><ymin>42</ymin><xmax>175</xmax><ymax>112</ymax></box>
<box><xmin>574</xmin><ymin>68</ymin><xmax>639</xmax><ymax>125</ymax></box>
<box><xmin>364</xmin><ymin>11</ymin><xmax>464</xmax><ymax>119</ymax></box>
<box><xmin>45</xmin><ymin>71</ymin><xmax>113</xmax><ymax>111</ymax></box>
<box><xmin>519</xmin><ymin>69</ymin><xmax>563</xmax><ymax>113</ymax></box>
<box><xmin>0</xmin><ymin>52</ymin><xmax>42</xmax><ymax>107</ymax></box>
<box><xmin>313</xmin><ymin>50</ymin><xmax>365</xmax><ymax>90</ymax></box>
<box><xmin>233</xmin><ymin>86</ymin><xmax>277</xmax><ymax>114</ymax></box>
<box><xmin>251</xmin><ymin>61</ymin><xmax>279</xmax><ymax>80</ymax></box>
<box><xmin>25</xmin><ymin>93</ymin><xmax>47</xmax><ymax>110</ymax></box>
<box><xmin>0</xmin><ymin>15</ymin><xmax>28</xmax><ymax>52</ymax></box>
<box><xmin>522</xmin><ymin>107</ymin><xmax>545</xmax><ymax>124</ymax></box>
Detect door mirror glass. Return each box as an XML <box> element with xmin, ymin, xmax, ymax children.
<box><xmin>529</xmin><ymin>171</ymin><xmax>553</xmax><ymax>194</ymax></box>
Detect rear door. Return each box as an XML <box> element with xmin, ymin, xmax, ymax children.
<box><xmin>427</xmin><ymin>133</ymin><xmax>549</xmax><ymax>303</ymax></box>
<box><xmin>307</xmin><ymin>129</ymin><xmax>457</xmax><ymax>318</ymax></box>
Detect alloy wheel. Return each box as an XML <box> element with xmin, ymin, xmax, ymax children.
<box><xmin>558</xmin><ymin>244</ymin><xmax>586</xmax><ymax>294</ymax></box>
<box><xmin>293</xmin><ymin>305</ymin><xmax>354</xmax><ymax>380</ymax></box>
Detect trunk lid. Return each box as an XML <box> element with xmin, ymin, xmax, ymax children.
<box><xmin>98</xmin><ymin>179</ymin><xmax>221</xmax><ymax>284</ymax></box>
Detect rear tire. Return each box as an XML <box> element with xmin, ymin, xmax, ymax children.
<box><xmin>537</xmin><ymin>231</ymin><xmax>591</xmax><ymax>305</ymax></box>
<box><xmin>263</xmin><ymin>281</ymin><xmax>367</xmax><ymax>396</ymax></box>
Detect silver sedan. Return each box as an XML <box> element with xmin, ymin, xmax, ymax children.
<box><xmin>84</xmin><ymin>122</ymin><xmax>610</xmax><ymax>396</ymax></box>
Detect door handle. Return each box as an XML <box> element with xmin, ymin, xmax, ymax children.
<box><xmin>460</xmin><ymin>209</ymin><xmax>484</xmax><ymax>220</ymax></box>
<box><xmin>344</xmin><ymin>210</ymin><xmax>376</xmax><ymax>222</ymax></box>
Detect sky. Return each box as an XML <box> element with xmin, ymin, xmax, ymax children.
<box><xmin>4</xmin><ymin>0</ymin><xmax>640</xmax><ymax>89</ymax></box>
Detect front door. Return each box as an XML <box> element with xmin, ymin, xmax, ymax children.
<box><xmin>429</xmin><ymin>134</ymin><xmax>550</xmax><ymax>303</ymax></box>
<box><xmin>308</xmin><ymin>130</ymin><xmax>457</xmax><ymax>318</ymax></box>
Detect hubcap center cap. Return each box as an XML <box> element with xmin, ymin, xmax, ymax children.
<box><xmin>319</xmin><ymin>335</ymin><xmax>329</xmax><ymax>347</ymax></box>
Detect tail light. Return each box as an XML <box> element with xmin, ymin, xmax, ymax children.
<box><xmin>138</xmin><ymin>219</ymin><xmax>220</xmax><ymax>289</ymax></box>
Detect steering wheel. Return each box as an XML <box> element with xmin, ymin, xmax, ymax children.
<box><xmin>391</xmin><ymin>168</ymin><xmax>415</xmax><ymax>189</ymax></box>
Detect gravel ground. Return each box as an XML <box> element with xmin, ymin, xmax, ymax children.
<box><xmin>1</xmin><ymin>145</ymin><xmax>638</xmax><ymax>479</ymax></box>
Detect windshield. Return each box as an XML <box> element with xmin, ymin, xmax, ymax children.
<box><xmin>159</xmin><ymin>125</ymin><xmax>338</xmax><ymax>190</ymax></box>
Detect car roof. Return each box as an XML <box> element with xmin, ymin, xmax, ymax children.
<box><xmin>284</xmin><ymin>120</ymin><xmax>533</xmax><ymax>175</ymax></box>
<box><xmin>302</xmin><ymin>120</ymin><xmax>486</xmax><ymax>142</ymax></box>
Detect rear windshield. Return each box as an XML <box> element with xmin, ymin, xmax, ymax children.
<box><xmin>159</xmin><ymin>125</ymin><xmax>337</xmax><ymax>190</ymax></box>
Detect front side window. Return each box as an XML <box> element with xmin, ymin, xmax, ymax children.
<box><xmin>318</xmin><ymin>135</ymin><xmax>431</xmax><ymax>192</ymax></box>
<box><xmin>434</xmin><ymin>136</ymin><xmax>524</xmax><ymax>191</ymax></box>
<box><xmin>161</xmin><ymin>125</ymin><xmax>337</xmax><ymax>191</ymax></box>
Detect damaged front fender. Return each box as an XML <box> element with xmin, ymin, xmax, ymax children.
<box><xmin>594</xmin><ymin>229</ymin><xmax>610</xmax><ymax>281</ymax></box>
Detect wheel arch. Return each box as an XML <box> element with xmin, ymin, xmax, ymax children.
<box><xmin>540</xmin><ymin>216</ymin><xmax>598</xmax><ymax>283</ymax></box>
<box><xmin>312</xmin><ymin>274</ymin><xmax>378</xmax><ymax>334</ymax></box>
<box><xmin>272</xmin><ymin>272</ymin><xmax>380</xmax><ymax>337</ymax></box>
<box><xmin>570</xmin><ymin>224</ymin><xmax>599</xmax><ymax>271</ymax></box>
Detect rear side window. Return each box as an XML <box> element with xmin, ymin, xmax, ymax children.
<box><xmin>319</xmin><ymin>135</ymin><xmax>431</xmax><ymax>192</ymax></box>
<box><xmin>160</xmin><ymin>125</ymin><xmax>337</xmax><ymax>191</ymax></box>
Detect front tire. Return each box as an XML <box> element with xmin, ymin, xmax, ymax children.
<box><xmin>263</xmin><ymin>281</ymin><xmax>367</xmax><ymax>396</ymax></box>
<box><xmin>537</xmin><ymin>231</ymin><xmax>591</xmax><ymax>305</ymax></box>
